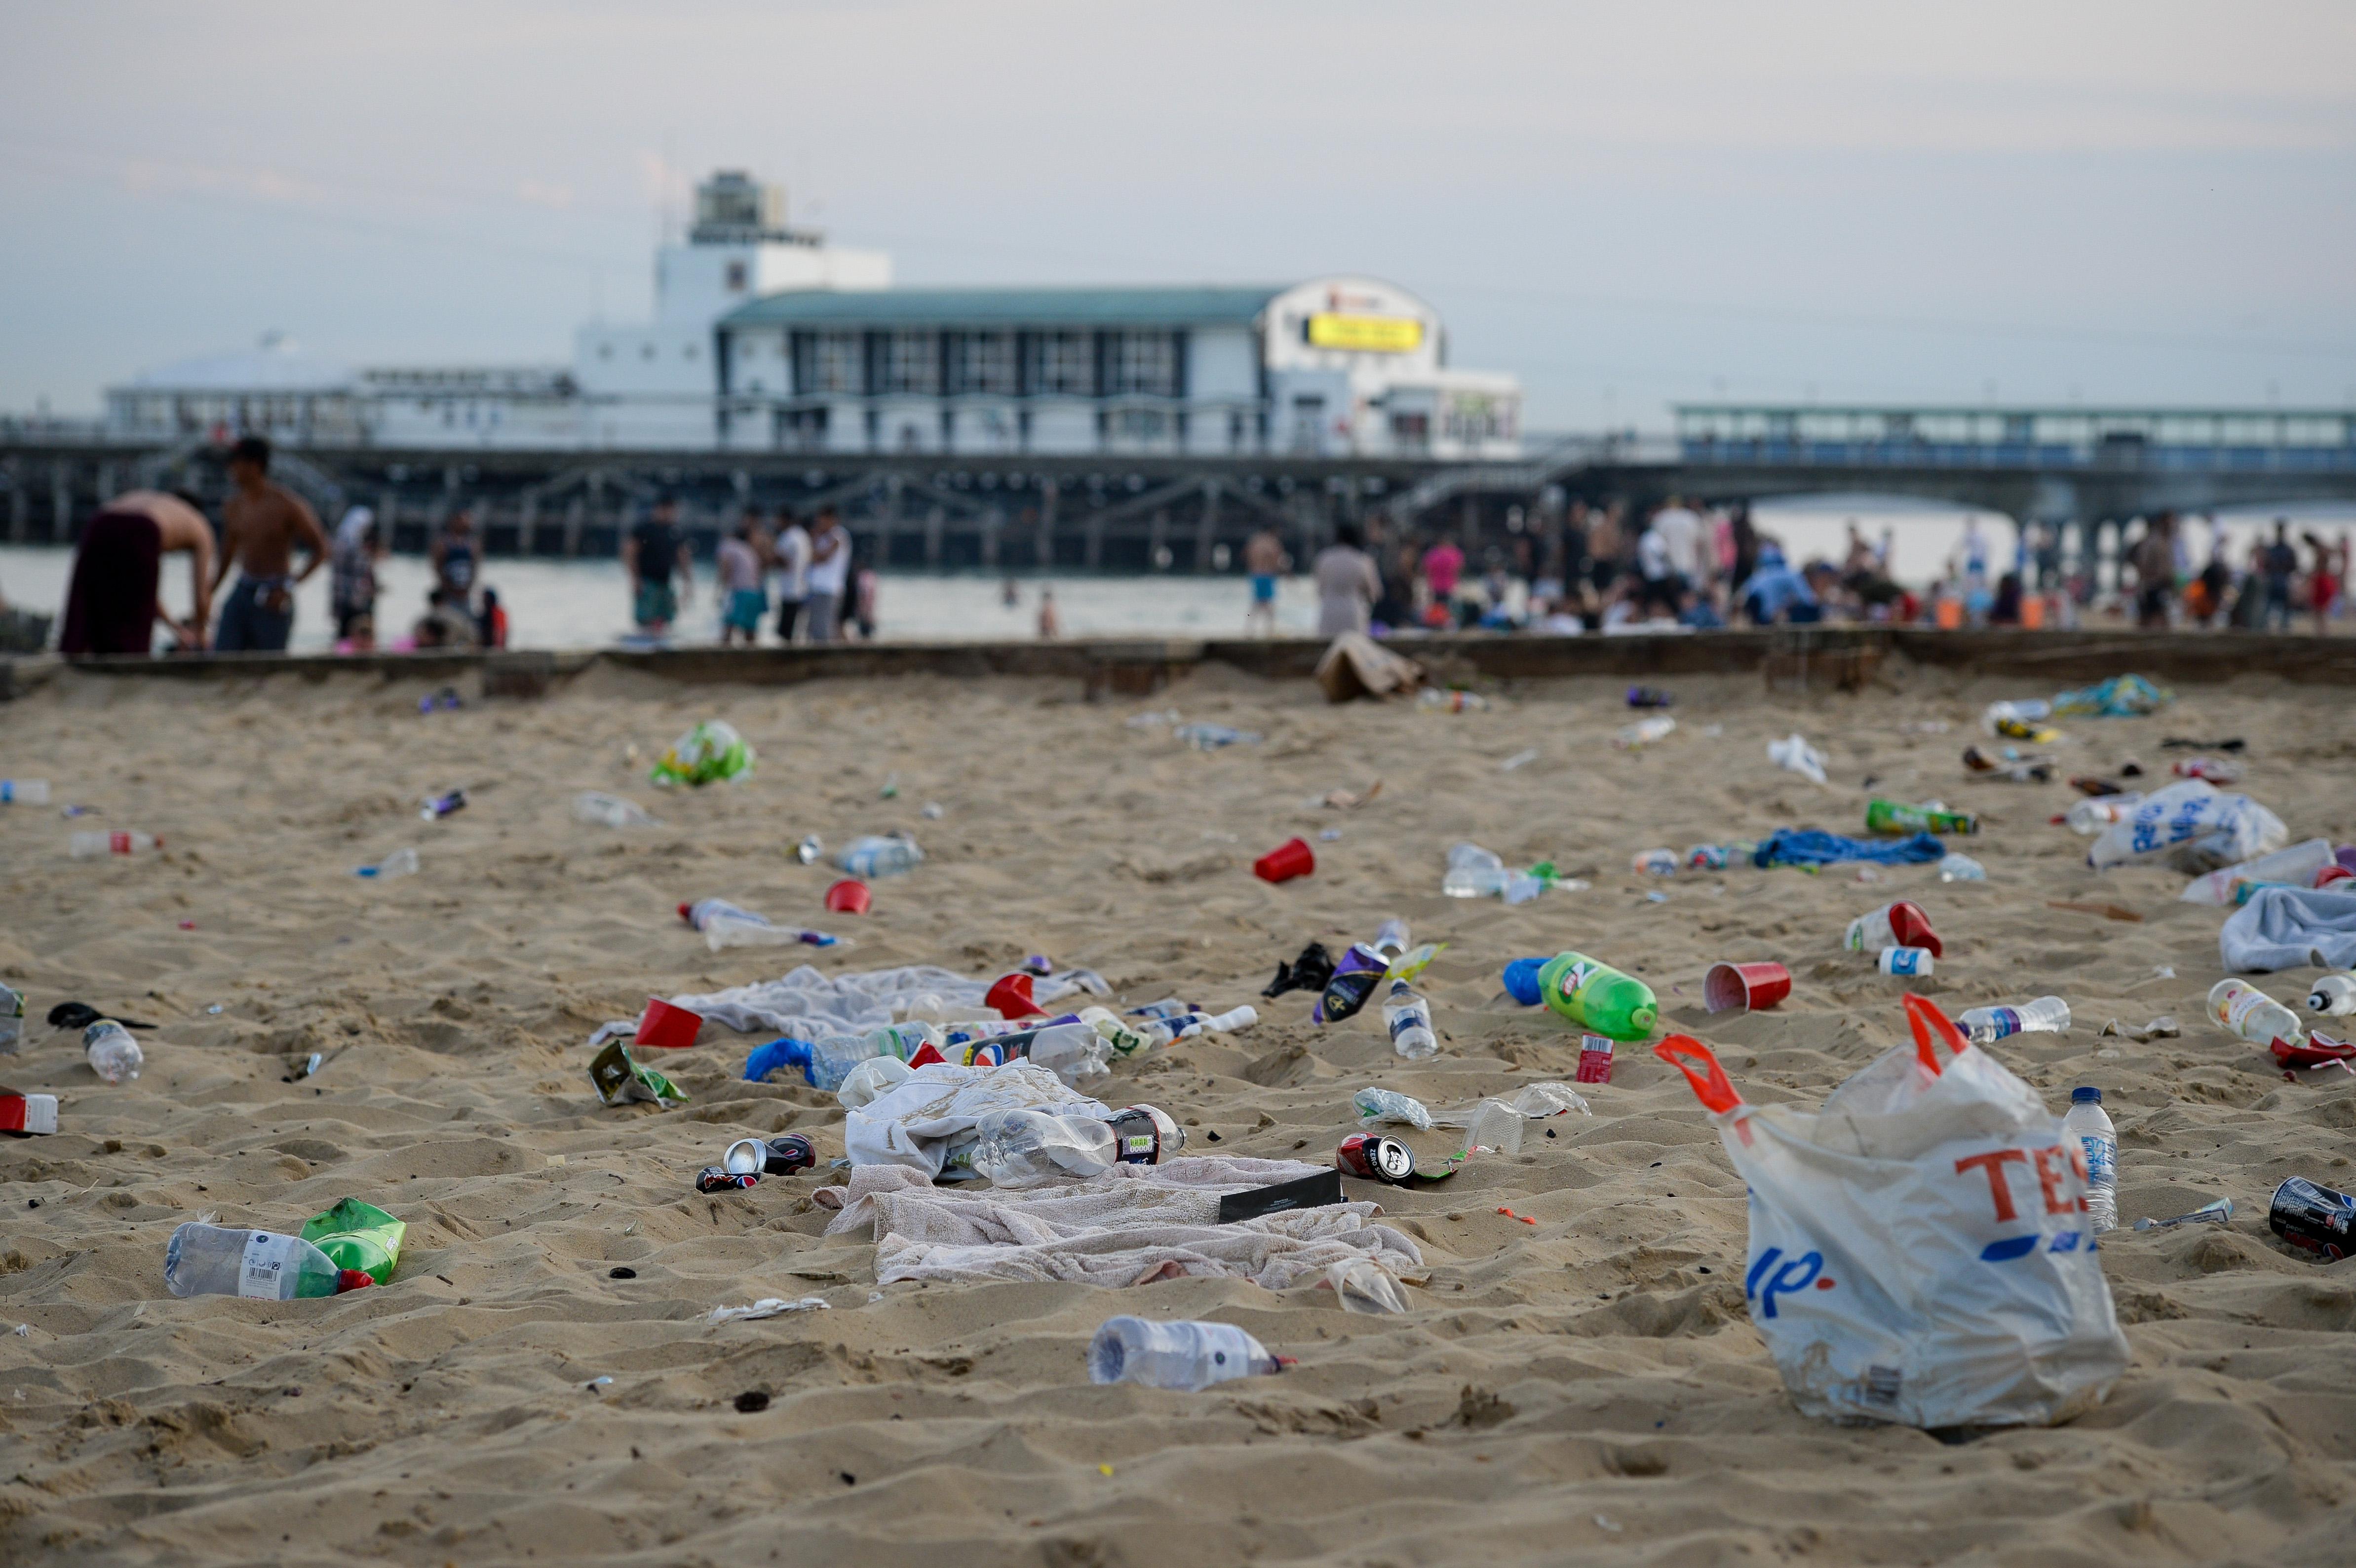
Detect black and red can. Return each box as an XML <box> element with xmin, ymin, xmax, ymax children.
<box><xmin>696</xmin><ymin>1165</ymin><xmax>759</xmax><ymax>1194</ymax></box>
<box><xmin>2269</xmin><ymin>1176</ymin><xmax>2355</xmax><ymax>1261</ymax></box>
<box><xmin>1335</xmin><ymin>1133</ymin><xmax>1416</xmax><ymax>1185</ymax></box>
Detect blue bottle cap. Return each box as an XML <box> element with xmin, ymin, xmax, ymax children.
<box><xmin>1502</xmin><ymin>957</ymin><xmax>1548</xmax><ymax>1007</ymax></box>
<box><xmin>2070</xmin><ymin>1085</ymin><xmax>2101</xmax><ymax>1103</ymax></box>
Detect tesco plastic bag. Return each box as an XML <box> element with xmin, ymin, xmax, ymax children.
<box><xmin>2084</xmin><ymin>778</ymin><xmax>2284</xmax><ymax>872</ymax></box>
<box><xmin>1655</xmin><ymin>996</ymin><xmax>2129</xmax><ymax>1429</ymax></box>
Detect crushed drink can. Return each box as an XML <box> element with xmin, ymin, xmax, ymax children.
<box><xmin>696</xmin><ymin>1165</ymin><xmax>759</xmax><ymax>1194</ymax></box>
<box><xmin>2268</xmin><ymin>1176</ymin><xmax>2354</xmax><ymax>1262</ymax></box>
<box><xmin>1335</xmin><ymin>1133</ymin><xmax>1416</xmax><ymax>1185</ymax></box>
<box><xmin>724</xmin><ymin>1133</ymin><xmax>818</xmax><ymax>1178</ymax></box>
<box><xmin>794</xmin><ymin>834</ymin><xmax>823</xmax><ymax>865</ymax></box>
<box><xmin>1576</xmin><ymin>1033</ymin><xmax>1616</xmax><ymax>1085</ymax></box>
<box><xmin>419</xmin><ymin>789</ymin><xmax>467</xmax><ymax>821</ymax></box>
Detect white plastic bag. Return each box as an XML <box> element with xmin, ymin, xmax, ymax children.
<box><xmin>1656</xmin><ymin>996</ymin><xmax>2128</xmax><ymax>1428</ymax></box>
<box><xmin>2085</xmin><ymin>778</ymin><xmax>2284</xmax><ymax>872</ymax></box>
<box><xmin>1768</xmin><ymin>734</ymin><xmax>1827</xmax><ymax>785</ymax></box>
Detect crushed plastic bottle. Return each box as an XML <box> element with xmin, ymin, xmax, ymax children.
<box><xmin>1353</xmin><ymin>1086</ymin><xmax>1436</xmax><ymax>1130</ymax></box>
<box><xmin>1172</xmin><ymin>722</ymin><xmax>1263</xmax><ymax>749</ymax></box>
<box><xmin>835</xmin><ymin>834</ymin><xmax>923</xmax><ymax>878</ymax></box>
<box><xmin>84</xmin><ymin>1020</ymin><xmax>143</xmax><ymax>1083</ymax></box>
<box><xmin>1419</xmin><ymin>689</ymin><xmax>1488</xmax><ymax>713</ymax></box>
<box><xmin>2061</xmin><ymin>1088</ymin><xmax>2117</xmax><ymax>1233</ymax></box>
<box><xmin>0</xmin><ymin>780</ymin><xmax>51</xmax><ymax>805</ymax></box>
<box><xmin>163</xmin><ymin>1223</ymin><xmax>371</xmax><ymax>1299</ymax></box>
<box><xmin>1937</xmin><ymin>852</ymin><xmax>1987</xmax><ymax>882</ymax></box>
<box><xmin>2065</xmin><ymin>794</ymin><xmax>2144</xmax><ymax>835</ymax></box>
<box><xmin>1088</xmin><ymin>1316</ymin><xmax>1284</xmax><ymax>1390</ymax></box>
<box><xmin>418</xmin><ymin>789</ymin><xmax>466</xmax><ymax>821</ymax></box>
<box><xmin>1768</xmin><ymin>734</ymin><xmax>1827</xmax><ymax>784</ymax></box>
<box><xmin>1614</xmin><ymin>715</ymin><xmax>1676</xmax><ymax>750</ymax></box>
<box><xmin>968</xmin><ymin>1105</ymin><xmax>1183</xmax><ymax>1187</ymax></box>
<box><xmin>356</xmin><ymin>847</ymin><xmax>420</xmax><ymax>880</ymax></box>
<box><xmin>573</xmin><ymin>791</ymin><xmax>658</xmax><ymax>828</ymax></box>
<box><xmin>1381</xmin><ymin>978</ymin><xmax>1438</xmax><ymax>1060</ymax></box>
<box><xmin>71</xmin><ymin>830</ymin><xmax>160</xmax><ymax>859</ymax></box>
<box><xmin>680</xmin><ymin>897</ymin><xmax>841</xmax><ymax>951</ymax></box>
<box><xmin>1956</xmin><ymin>996</ymin><xmax>2070</xmax><ymax>1043</ymax></box>
<box><xmin>2208</xmin><ymin>978</ymin><xmax>2304</xmax><ymax>1050</ymax></box>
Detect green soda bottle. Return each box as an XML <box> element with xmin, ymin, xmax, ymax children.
<box><xmin>301</xmin><ymin>1198</ymin><xmax>408</xmax><ymax>1286</ymax></box>
<box><xmin>1537</xmin><ymin>952</ymin><xmax>1659</xmax><ymax>1041</ymax></box>
<box><xmin>1864</xmin><ymin>797</ymin><xmax>1979</xmax><ymax>836</ymax></box>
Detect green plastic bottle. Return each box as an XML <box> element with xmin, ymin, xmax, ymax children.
<box><xmin>300</xmin><ymin>1199</ymin><xmax>407</xmax><ymax>1286</ymax></box>
<box><xmin>1864</xmin><ymin>797</ymin><xmax>1979</xmax><ymax>836</ymax></box>
<box><xmin>1537</xmin><ymin>952</ymin><xmax>1659</xmax><ymax>1041</ymax></box>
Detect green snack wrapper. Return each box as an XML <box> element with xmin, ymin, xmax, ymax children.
<box><xmin>590</xmin><ymin>1039</ymin><xmax>687</xmax><ymax>1107</ymax></box>
<box><xmin>649</xmin><ymin>721</ymin><xmax>754</xmax><ymax>788</ymax></box>
<box><xmin>300</xmin><ymin>1198</ymin><xmax>407</xmax><ymax>1286</ymax></box>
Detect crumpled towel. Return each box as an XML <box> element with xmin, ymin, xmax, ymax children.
<box><xmin>825</xmin><ymin>1158</ymin><xmax>1424</xmax><ymax>1293</ymax></box>
<box><xmin>845</xmin><ymin>1061</ymin><xmax>1111</xmax><ymax>1178</ymax></box>
<box><xmin>2220</xmin><ymin>886</ymin><xmax>2356</xmax><ymax>973</ymax></box>
<box><xmin>1752</xmin><ymin>827</ymin><xmax>1946</xmax><ymax>868</ymax></box>
<box><xmin>669</xmin><ymin>963</ymin><xmax>1107</xmax><ymax>1038</ymax></box>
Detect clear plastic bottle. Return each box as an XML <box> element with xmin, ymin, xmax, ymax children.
<box><xmin>2061</xmin><ymin>1087</ymin><xmax>2117</xmax><ymax>1233</ymax></box>
<box><xmin>84</xmin><ymin>1020</ymin><xmax>144</xmax><ymax>1084</ymax></box>
<box><xmin>357</xmin><ymin>847</ymin><xmax>420</xmax><ymax>880</ymax></box>
<box><xmin>1442</xmin><ymin>842</ymin><xmax>1509</xmax><ymax>898</ymax></box>
<box><xmin>1087</xmin><ymin>1316</ymin><xmax>1283</xmax><ymax>1390</ymax></box>
<box><xmin>0</xmin><ymin>779</ymin><xmax>51</xmax><ymax>805</ymax></box>
<box><xmin>1938</xmin><ymin>852</ymin><xmax>1987</xmax><ymax>882</ymax></box>
<box><xmin>835</xmin><ymin>835</ymin><xmax>923</xmax><ymax>878</ymax></box>
<box><xmin>1956</xmin><ymin>996</ymin><xmax>2070</xmax><ymax>1044</ymax></box>
<box><xmin>2207</xmin><ymin>978</ymin><xmax>2304</xmax><ymax>1049</ymax></box>
<box><xmin>1014</xmin><ymin>1022</ymin><xmax>1115</xmax><ymax>1086</ymax></box>
<box><xmin>1353</xmin><ymin>1085</ymin><xmax>1435</xmax><ymax>1129</ymax></box>
<box><xmin>1381</xmin><ymin>978</ymin><xmax>1438</xmax><ymax>1060</ymax></box>
<box><xmin>968</xmin><ymin>1105</ymin><xmax>1183</xmax><ymax>1187</ymax></box>
<box><xmin>2064</xmin><ymin>794</ymin><xmax>2143</xmax><ymax>835</ymax></box>
<box><xmin>2308</xmin><ymin>974</ymin><xmax>2356</xmax><ymax>1016</ymax></box>
<box><xmin>163</xmin><ymin>1223</ymin><xmax>367</xmax><ymax>1299</ymax></box>
<box><xmin>1369</xmin><ymin>918</ymin><xmax>1411</xmax><ymax>960</ymax></box>
<box><xmin>572</xmin><ymin>791</ymin><xmax>657</xmax><ymax>828</ymax></box>
<box><xmin>71</xmin><ymin>830</ymin><xmax>159</xmax><ymax>859</ymax></box>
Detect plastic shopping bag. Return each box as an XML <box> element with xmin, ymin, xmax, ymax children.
<box><xmin>2084</xmin><ymin>778</ymin><xmax>2284</xmax><ymax>872</ymax></box>
<box><xmin>1655</xmin><ymin>995</ymin><xmax>2129</xmax><ymax>1429</ymax></box>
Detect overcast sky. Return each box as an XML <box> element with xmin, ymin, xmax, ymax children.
<box><xmin>3</xmin><ymin>1</ymin><xmax>2352</xmax><ymax>427</ymax></box>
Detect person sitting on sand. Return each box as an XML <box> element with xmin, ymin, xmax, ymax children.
<box><xmin>59</xmin><ymin>488</ymin><xmax>216</xmax><ymax>655</ymax></box>
<box><xmin>210</xmin><ymin>436</ymin><xmax>328</xmax><ymax>652</ymax></box>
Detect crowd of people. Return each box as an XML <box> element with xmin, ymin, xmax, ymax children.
<box><xmin>633</xmin><ymin>499</ymin><xmax>878</xmax><ymax>648</ymax></box>
<box><xmin>1276</xmin><ymin>498</ymin><xmax>2354</xmax><ymax>640</ymax></box>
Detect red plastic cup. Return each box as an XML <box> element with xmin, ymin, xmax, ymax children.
<box><xmin>822</xmin><ymin>878</ymin><xmax>872</xmax><ymax>915</ymax></box>
<box><xmin>2315</xmin><ymin>864</ymin><xmax>2354</xmax><ymax>890</ymax></box>
<box><xmin>1888</xmin><ymin>900</ymin><xmax>1942</xmax><ymax>957</ymax></box>
<box><xmin>1705</xmin><ymin>961</ymin><xmax>1792</xmax><ymax>1014</ymax></box>
<box><xmin>985</xmin><ymin>972</ymin><xmax>1046</xmax><ymax>1020</ymax></box>
<box><xmin>635</xmin><ymin>996</ymin><xmax>704</xmax><ymax>1049</ymax></box>
<box><xmin>1253</xmin><ymin>837</ymin><xmax>1315</xmax><ymax>883</ymax></box>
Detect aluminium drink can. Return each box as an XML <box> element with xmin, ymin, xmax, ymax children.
<box><xmin>1335</xmin><ymin>1133</ymin><xmax>1416</xmax><ymax>1185</ymax></box>
<box><xmin>2268</xmin><ymin>1176</ymin><xmax>2354</xmax><ymax>1261</ymax></box>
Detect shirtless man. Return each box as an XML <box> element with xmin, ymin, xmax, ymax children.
<box><xmin>1242</xmin><ymin>527</ymin><xmax>1289</xmax><ymax>636</ymax></box>
<box><xmin>209</xmin><ymin>435</ymin><xmax>328</xmax><ymax>652</ymax></box>
<box><xmin>58</xmin><ymin>489</ymin><xmax>217</xmax><ymax>655</ymax></box>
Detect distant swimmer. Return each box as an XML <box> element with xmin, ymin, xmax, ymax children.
<box><xmin>210</xmin><ymin>436</ymin><xmax>328</xmax><ymax>652</ymax></box>
<box><xmin>59</xmin><ymin>489</ymin><xmax>216</xmax><ymax>655</ymax></box>
<box><xmin>1243</xmin><ymin>527</ymin><xmax>1289</xmax><ymax>637</ymax></box>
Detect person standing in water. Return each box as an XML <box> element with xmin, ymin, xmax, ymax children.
<box><xmin>329</xmin><ymin>504</ymin><xmax>382</xmax><ymax>649</ymax></box>
<box><xmin>59</xmin><ymin>488</ymin><xmax>216</xmax><ymax>655</ymax></box>
<box><xmin>623</xmin><ymin>497</ymin><xmax>694</xmax><ymax>636</ymax></box>
<box><xmin>716</xmin><ymin>512</ymin><xmax>768</xmax><ymax>646</ymax></box>
<box><xmin>431</xmin><ymin>508</ymin><xmax>479</xmax><ymax>609</ymax></box>
<box><xmin>1313</xmin><ymin>523</ymin><xmax>1383</xmax><ymax>638</ymax></box>
<box><xmin>802</xmin><ymin>506</ymin><xmax>849</xmax><ymax>643</ymax></box>
<box><xmin>210</xmin><ymin>436</ymin><xmax>328</xmax><ymax>652</ymax></box>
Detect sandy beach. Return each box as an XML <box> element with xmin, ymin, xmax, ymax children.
<box><xmin>2</xmin><ymin>653</ymin><xmax>2352</xmax><ymax>1566</ymax></box>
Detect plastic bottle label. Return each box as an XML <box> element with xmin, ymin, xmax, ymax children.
<box><xmin>2079</xmin><ymin>1136</ymin><xmax>2115</xmax><ymax>1188</ymax></box>
<box><xmin>239</xmin><ymin>1231</ymin><xmax>297</xmax><ymax>1299</ymax></box>
<box><xmin>2218</xmin><ymin>986</ymin><xmax>2284</xmax><ymax>1042</ymax></box>
<box><xmin>1386</xmin><ymin>1007</ymin><xmax>1426</xmax><ymax>1045</ymax></box>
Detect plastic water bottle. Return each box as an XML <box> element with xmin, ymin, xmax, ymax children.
<box><xmin>2065</xmin><ymin>794</ymin><xmax>2143</xmax><ymax>835</ymax></box>
<box><xmin>1014</xmin><ymin>1022</ymin><xmax>1115</xmax><ymax>1086</ymax></box>
<box><xmin>84</xmin><ymin>1020</ymin><xmax>143</xmax><ymax>1083</ymax></box>
<box><xmin>1442</xmin><ymin>842</ymin><xmax>1508</xmax><ymax>898</ymax></box>
<box><xmin>968</xmin><ymin>1105</ymin><xmax>1183</xmax><ymax>1187</ymax></box>
<box><xmin>1938</xmin><ymin>852</ymin><xmax>1987</xmax><ymax>882</ymax></box>
<box><xmin>1614</xmin><ymin>715</ymin><xmax>1676</xmax><ymax>749</ymax></box>
<box><xmin>1956</xmin><ymin>996</ymin><xmax>2070</xmax><ymax>1043</ymax></box>
<box><xmin>2207</xmin><ymin>979</ymin><xmax>2304</xmax><ymax>1049</ymax></box>
<box><xmin>71</xmin><ymin>830</ymin><xmax>160</xmax><ymax>859</ymax></box>
<box><xmin>1353</xmin><ymin>1085</ymin><xmax>1435</xmax><ymax>1129</ymax></box>
<box><xmin>2061</xmin><ymin>1088</ymin><xmax>2117</xmax><ymax>1233</ymax></box>
<box><xmin>357</xmin><ymin>847</ymin><xmax>420</xmax><ymax>880</ymax></box>
<box><xmin>573</xmin><ymin>791</ymin><xmax>657</xmax><ymax>828</ymax></box>
<box><xmin>2308</xmin><ymin>974</ymin><xmax>2356</xmax><ymax>1016</ymax></box>
<box><xmin>680</xmin><ymin>897</ymin><xmax>763</xmax><ymax>930</ymax></box>
<box><xmin>1088</xmin><ymin>1316</ymin><xmax>1283</xmax><ymax>1390</ymax></box>
<box><xmin>0</xmin><ymin>779</ymin><xmax>51</xmax><ymax>805</ymax></box>
<box><xmin>163</xmin><ymin>1223</ymin><xmax>369</xmax><ymax>1299</ymax></box>
<box><xmin>835</xmin><ymin>835</ymin><xmax>923</xmax><ymax>878</ymax></box>
<box><xmin>1381</xmin><ymin>978</ymin><xmax>1438</xmax><ymax>1060</ymax></box>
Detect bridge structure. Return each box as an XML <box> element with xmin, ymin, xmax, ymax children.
<box><xmin>2</xmin><ymin>402</ymin><xmax>2352</xmax><ymax>578</ymax></box>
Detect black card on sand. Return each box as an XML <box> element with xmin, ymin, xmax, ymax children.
<box><xmin>1217</xmin><ymin>1169</ymin><xmax>1343</xmax><ymax>1223</ymax></box>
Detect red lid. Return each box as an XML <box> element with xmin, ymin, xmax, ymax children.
<box><xmin>335</xmin><ymin>1269</ymin><xmax>375</xmax><ymax>1293</ymax></box>
<box><xmin>677</xmin><ymin>902</ymin><xmax>694</xmax><ymax>922</ymax></box>
<box><xmin>985</xmin><ymin>973</ymin><xmax>1045</xmax><ymax>1019</ymax></box>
